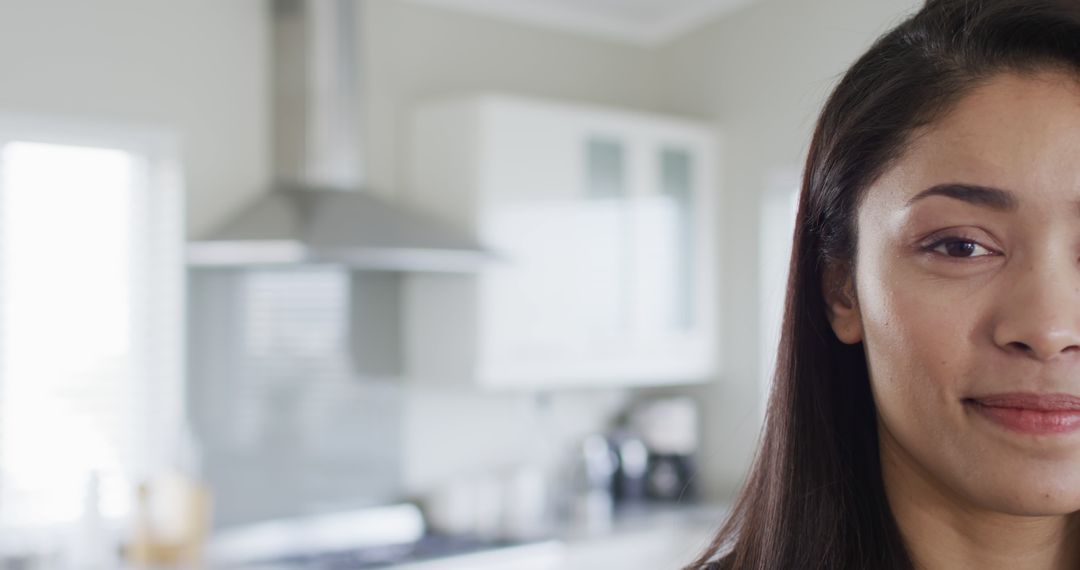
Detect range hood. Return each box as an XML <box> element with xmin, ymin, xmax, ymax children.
<box><xmin>188</xmin><ymin>0</ymin><xmax>492</xmax><ymax>272</ymax></box>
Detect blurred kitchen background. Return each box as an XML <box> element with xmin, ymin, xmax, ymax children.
<box><xmin>0</xmin><ymin>0</ymin><xmax>920</xmax><ymax>568</ymax></box>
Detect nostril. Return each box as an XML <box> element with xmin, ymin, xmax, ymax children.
<box><xmin>1007</xmin><ymin>341</ymin><xmax>1034</xmax><ymax>355</ymax></box>
<box><xmin>1003</xmin><ymin>340</ymin><xmax>1080</xmax><ymax>360</ymax></box>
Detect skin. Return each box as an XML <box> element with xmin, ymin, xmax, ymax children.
<box><xmin>825</xmin><ymin>69</ymin><xmax>1080</xmax><ymax>569</ymax></box>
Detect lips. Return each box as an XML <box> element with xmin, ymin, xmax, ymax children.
<box><xmin>966</xmin><ymin>393</ymin><xmax>1080</xmax><ymax>435</ymax></box>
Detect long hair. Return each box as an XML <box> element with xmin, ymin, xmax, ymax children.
<box><xmin>687</xmin><ymin>1</ymin><xmax>1080</xmax><ymax>568</ymax></box>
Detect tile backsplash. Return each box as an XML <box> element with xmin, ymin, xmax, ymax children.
<box><xmin>188</xmin><ymin>268</ymin><xmax>403</xmax><ymax>527</ymax></box>
<box><xmin>188</xmin><ymin>267</ymin><xmax>633</xmax><ymax>528</ymax></box>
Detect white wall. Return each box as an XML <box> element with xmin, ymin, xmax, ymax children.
<box><xmin>0</xmin><ymin>0</ymin><xmax>270</xmax><ymax>238</ymax></box>
<box><xmin>653</xmin><ymin>0</ymin><xmax>922</xmax><ymax>499</ymax></box>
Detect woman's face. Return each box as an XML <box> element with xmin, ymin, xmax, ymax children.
<box><xmin>827</xmin><ymin>69</ymin><xmax>1080</xmax><ymax>515</ymax></box>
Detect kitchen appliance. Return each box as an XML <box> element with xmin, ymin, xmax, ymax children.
<box><xmin>568</xmin><ymin>434</ymin><xmax>618</xmax><ymax>532</ymax></box>
<box><xmin>608</xmin><ymin>428</ymin><xmax>650</xmax><ymax>506</ymax></box>
<box><xmin>644</xmin><ymin>453</ymin><xmax>697</xmax><ymax>501</ymax></box>
<box><xmin>629</xmin><ymin>397</ymin><xmax>700</xmax><ymax>502</ymax></box>
<box><xmin>187</xmin><ymin>0</ymin><xmax>494</xmax><ymax>272</ymax></box>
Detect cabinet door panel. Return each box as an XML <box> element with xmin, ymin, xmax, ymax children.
<box><xmin>408</xmin><ymin>96</ymin><xmax>718</xmax><ymax>387</ymax></box>
<box><xmin>483</xmin><ymin>134</ymin><xmax>633</xmax><ymax>365</ymax></box>
<box><xmin>484</xmin><ymin>200</ymin><xmax>627</xmax><ymax>354</ymax></box>
<box><xmin>634</xmin><ymin>191</ymin><xmax>684</xmax><ymax>335</ymax></box>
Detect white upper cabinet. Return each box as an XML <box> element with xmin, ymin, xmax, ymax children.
<box><xmin>404</xmin><ymin>94</ymin><xmax>718</xmax><ymax>389</ymax></box>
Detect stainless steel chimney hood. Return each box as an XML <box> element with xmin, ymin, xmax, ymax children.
<box><xmin>188</xmin><ymin>0</ymin><xmax>492</xmax><ymax>272</ymax></box>
<box><xmin>186</xmin><ymin>182</ymin><xmax>495</xmax><ymax>272</ymax></box>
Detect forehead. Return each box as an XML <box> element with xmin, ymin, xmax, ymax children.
<box><xmin>876</xmin><ymin>70</ymin><xmax>1080</xmax><ymax>206</ymax></box>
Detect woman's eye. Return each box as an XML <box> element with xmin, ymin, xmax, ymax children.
<box><xmin>924</xmin><ymin>238</ymin><xmax>995</xmax><ymax>258</ymax></box>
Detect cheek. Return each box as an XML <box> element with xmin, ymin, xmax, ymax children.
<box><xmin>854</xmin><ymin>256</ymin><xmax>980</xmax><ymax>448</ymax></box>
<box><xmin>857</xmin><ymin>260</ymin><xmax>975</xmax><ymax>401</ymax></box>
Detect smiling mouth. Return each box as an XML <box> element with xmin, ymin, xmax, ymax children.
<box><xmin>964</xmin><ymin>394</ymin><xmax>1080</xmax><ymax>435</ymax></box>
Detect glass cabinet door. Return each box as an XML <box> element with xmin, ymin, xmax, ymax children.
<box><xmin>579</xmin><ymin>137</ymin><xmax>632</xmax><ymax>342</ymax></box>
<box><xmin>659</xmin><ymin>146</ymin><xmax>695</xmax><ymax>331</ymax></box>
<box><xmin>634</xmin><ymin>144</ymin><xmax>696</xmax><ymax>336</ymax></box>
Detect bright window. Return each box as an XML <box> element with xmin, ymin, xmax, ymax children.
<box><xmin>0</xmin><ymin>128</ymin><xmax>184</xmax><ymax>531</ymax></box>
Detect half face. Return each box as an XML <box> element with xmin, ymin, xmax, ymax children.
<box><xmin>828</xmin><ymin>69</ymin><xmax>1080</xmax><ymax>515</ymax></box>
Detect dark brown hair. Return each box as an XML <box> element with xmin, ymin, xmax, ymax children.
<box><xmin>688</xmin><ymin>1</ymin><xmax>1080</xmax><ymax>568</ymax></box>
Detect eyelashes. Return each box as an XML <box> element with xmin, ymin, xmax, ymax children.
<box><xmin>920</xmin><ymin>235</ymin><xmax>999</xmax><ymax>259</ymax></box>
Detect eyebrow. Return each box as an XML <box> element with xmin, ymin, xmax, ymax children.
<box><xmin>906</xmin><ymin>183</ymin><xmax>1019</xmax><ymax>212</ymax></box>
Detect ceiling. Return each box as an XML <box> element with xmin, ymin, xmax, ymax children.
<box><xmin>399</xmin><ymin>0</ymin><xmax>759</xmax><ymax>46</ymax></box>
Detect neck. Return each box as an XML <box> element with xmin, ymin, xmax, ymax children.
<box><xmin>880</xmin><ymin>424</ymin><xmax>1080</xmax><ymax>570</ymax></box>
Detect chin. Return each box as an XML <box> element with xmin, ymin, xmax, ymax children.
<box><xmin>973</xmin><ymin>474</ymin><xmax>1080</xmax><ymax>516</ymax></box>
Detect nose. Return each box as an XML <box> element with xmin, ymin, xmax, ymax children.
<box><xmin>992</xmin><ymin>258</ymin><xmax>1080</xmax><ymax>361</ymax></box>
